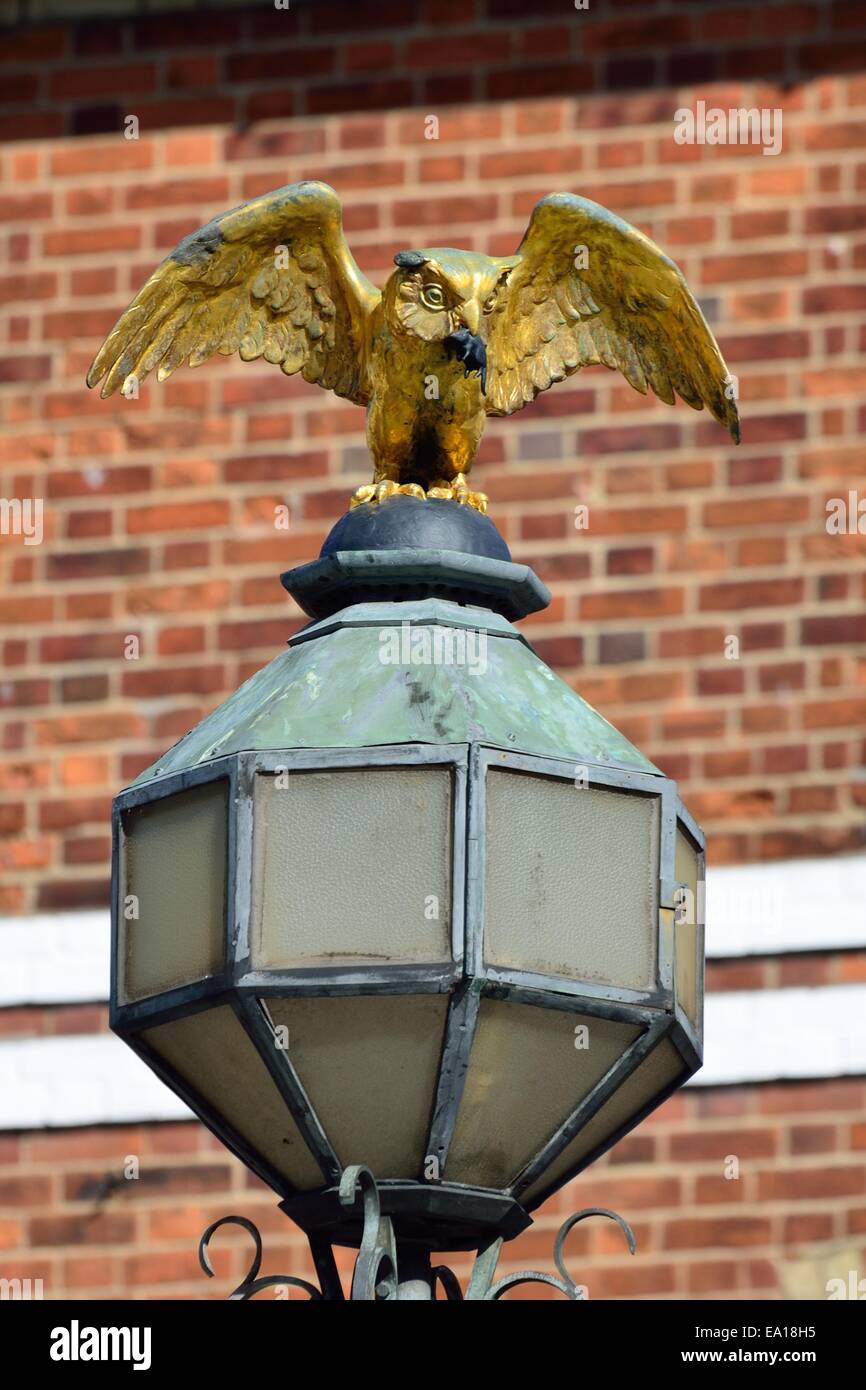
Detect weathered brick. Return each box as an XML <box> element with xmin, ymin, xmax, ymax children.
<box><xmin>0</xmin><ymin>1</ymin><xmax>864</xmax><ymax>1304</ymax></box>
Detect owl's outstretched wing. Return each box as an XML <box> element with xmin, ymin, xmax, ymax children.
<box><xmin>486</xmin><ymin>192</ymin><xmax>739</xmax><ymax>440</ymax></box>
<box><xmin>87</xmin><ymin>181</ymin><xmax>378</xmax><ymax>406</ymax></box>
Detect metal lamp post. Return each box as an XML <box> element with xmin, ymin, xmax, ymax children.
<box><xmin>110</xmin><ymin>497</ymin><xmax>705</xmax><ymax>1301</ymax></box>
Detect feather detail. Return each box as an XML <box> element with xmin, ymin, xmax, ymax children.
<box><xmin>85</xmin><ymin>180</ymin><xmax>379</xmax><ymax>408</ymax></box>
<box><xmin>485</xmin><ymin>191</ymin><xmax>740</xmax><ymax>441</ymax></box>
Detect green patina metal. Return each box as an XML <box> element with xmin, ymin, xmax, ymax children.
<box><xmin>131</xmin><ymin>598</ymin><xmax>659</xmax><ymax>787</ymax></box>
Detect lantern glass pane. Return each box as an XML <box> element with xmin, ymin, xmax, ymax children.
<box><xmin>141</xmin><ymin>1005</ymin><xmax>323</xmax><ymax>1191</ymax></box>
<box><xmin>675</xmin><ymin>827</ymin><xmax>703</xmax><ymax>1031</ymax></box>
<box><xmin>521</xmin><ymin>1036</ymin><xmax>687</xmax><ymax>1205</ymax></box>
<box><xmin>484</xmin><ymin>769</ymin><xmax>659</xmax><ymax>991</ymax></box>
<box><xmin>120</xmin><ymin>780</ymin><xmax>227</xmax><ymax>1003</ymax></box>
<box><xmin>445</xmin><ymin>999</ymin><xmax>641</xmax><ymax>1189</ymax></box>
<box><xmin>266</xmin><ymin>994</ymin><xmax>448</xmax><ymax>1179</ymax></box>
<box><xmin>252</xmin><ymin>766</ymin><xmax>452</xmax><ymax>967</ymax></box>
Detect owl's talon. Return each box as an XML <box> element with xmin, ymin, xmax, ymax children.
<box><xmin>450</xmin><ymin>474</ymin><xmax>488</xmax><ymax>512</ymax></box>
<box><xmin>348</xmin><ymin>479</ymin><xmax>487</xmax><ymax>512</ymax></box>
<box><xmin>456</xmin><ymin>491</ymin><xmax>488</xmax><ymax>512</ymax></box>
<box><xmin>375</xmin><ymin>480</ymin><xmax>400</xmax><ymax>502</ymax></box>
<box><xmin>349</xmin><ymin>480</ymin><xmax>426</xmax><ymax>509</ymax></box>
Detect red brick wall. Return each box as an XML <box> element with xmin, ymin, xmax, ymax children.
<box><xmin>2</xmin><ymin>0</ymin><xmax>866</xmax><ymax>913</ymax></box>
<box><xmin>1</xmin><ymin>1056</ymin><xmax>864</xmax><ymax>1300</ymax></box>
<box><xmin>0</xmin><ymin>960</ymin><xmax>860</xmax><ymax>1299</ymax></box>
<box><xmin>1</xmin><ymin>0</ymin><xmax>865</xmax><ymax>1300</ymax></box>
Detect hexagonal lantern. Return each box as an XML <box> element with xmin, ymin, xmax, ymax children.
<box><xmin>111</xmin><ymin>497</ymin><xmax>704</xmax><ymax>1292</ymax></box>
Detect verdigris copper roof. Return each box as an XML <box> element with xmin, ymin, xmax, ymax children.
<box><xmin>131</xmin><ymin>597</ymin><xmax>659</xmax><ymax>786</ymax></box>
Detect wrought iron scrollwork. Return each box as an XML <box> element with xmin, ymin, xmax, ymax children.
<box><xmin>339</xmin><ymin>1164</ymin><xmax>399</xmax><ymax>1301</ymax></box>
<box><xmin>198</xmin><ymin>1173</ymin><xmax>636</xmax><ymax>1302</ymax></box>
<box><xmin>198</xmin><ymin>1214</ymin><xmax>323</xmax><ymax>1301</ymax></box>
<box><xmin>431</xmin><ymin>1264</ymin><xmax>464</xmax><ymax>1301</ymax></box>
<box><xmin>482</xmin><ymin>1207</ymin><xmax>636</xmax><ymax>1301</ymax></box>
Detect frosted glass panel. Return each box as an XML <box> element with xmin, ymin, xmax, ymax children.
<box><xmin>675</xmin><ymin>827</ymin><xmax>704</xmax><ymax>1031</ymax></box>
<box><xmin>267</xmin><ymin>995</ymin><xmax>447</xmax><ymax>1179</ymax></box>
<box><xmin>121</xmin><ymin>781</ymin><xmax>227</xmax><ymax>1003</ymax></box>
<box><xmin>142</xmin><ymin>1005</ymin><xmax>322</xmax><ymax>1191</ymax></box>
<box><xmin>521</xmin><ymin>1036</ymin><xmax>687</xmax><ymax>1206</ymax></box>
<box><xmin>445</xmin><ymin>999</ymin><xmax>640</xmax><ymax>1189</ymax></box>
<box><xmin>484</xmin><ymin>769</ymin><xmax>659</xmax><ymax>991</ymax></box>
<box><xmin>252</xmin><ymin>766</ymin><xmax>452</xmax><ymax>967</ymax></box>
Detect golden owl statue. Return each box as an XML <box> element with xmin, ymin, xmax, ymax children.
<box><xmin>87</xmin><ymin>180</ymin><xmax>740</xmax><ymax>513</ymax></box>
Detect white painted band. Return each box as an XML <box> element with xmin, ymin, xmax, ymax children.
<box><xmin>0</xmin><ymin>911</ymin><xmax>108</xmax><ymax>1008</ymax></box>
<box><xmin>0</xmin><ymin>1032</ymin><xmax>190</xmax><ymax>1130</ymax></box>
<box><xmin>1</xmin><ymin>853</ymin><xmax>864</xmax><ymax>1008</ymax></box>
<box><xmin>0</xmin><ymin>984</ymin><xmax>864</xmax><ymax>1129</ymax></box>
<box><xmin>695</xmin><ymin>983</ymin><xmax>866</xmax><ymax>1087</ymax></box>
<box><xmin>705</xmin><ymin>852</ymin><xmax>866</xmax><ymax>958</ymax></box>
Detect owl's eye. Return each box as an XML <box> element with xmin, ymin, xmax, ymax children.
<box><xmin>420</xmin><ymin>283</ymin><xmax>446</xmax><ymax>310</ymax></box>
<box><xmin>483</xmin><ymin>293</ymin><xmax>497</xmax><ymax>313</ymax></box>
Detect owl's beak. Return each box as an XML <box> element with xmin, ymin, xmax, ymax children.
<box><xmin>457</xmin><ymin>300</ymin><xmax>482</xmax><ymax>337</ymax></box>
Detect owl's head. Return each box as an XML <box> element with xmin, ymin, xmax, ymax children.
<box><xmin>386</xmin><ymin>247</ymin><xmax>518</xmax><ymax>343</ymax></box>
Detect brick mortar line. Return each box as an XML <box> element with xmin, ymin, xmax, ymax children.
<box><xmin>7</xmin><ymin>34</ymin><xmax>866</xmax><ymax>100</ymax></box>
<box><xmin>8</xmin><ymin>98</ymin><xmax>866</xmax><ymax>171</ymax></box>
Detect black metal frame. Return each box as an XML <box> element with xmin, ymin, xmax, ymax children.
<box><xmin>200</xmin><ymin>1165</ymin><xmax>638</xmax><ymax>1301</ymax></box>
<box><xmin>111</xmin><ymin>738</ymin><xmax>704</xmax><ymax>1250</ymax></box>
<box><xmin>468</xmin><ymin>745</ymin><xmax>675</xmax><ymax>1003</ymax></box>
<box><xmin>673</xmin><ymin>797</ymin><xmax>707</xmax><ymax>1060</ymax></box>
